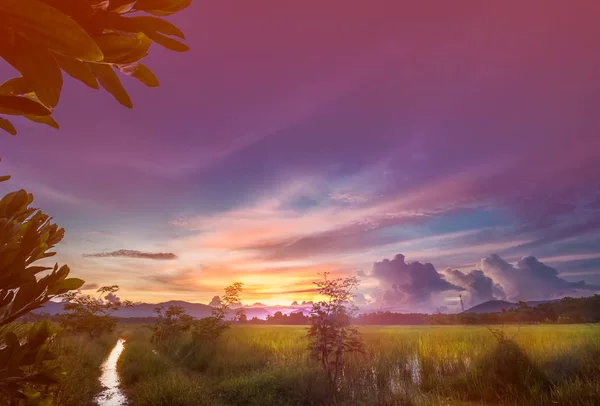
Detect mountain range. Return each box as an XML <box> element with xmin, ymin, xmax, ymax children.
<box><xmin>33</xmin><ymin>300</ymin><xmax>313</xmax><ymax>320</ymax></box>
<box><xmin>33</xmin><ymin>299</ymin><xmax>562</xmax><ymax>319</ymax></box>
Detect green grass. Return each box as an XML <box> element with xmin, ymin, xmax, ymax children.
<box><xmin>49</xmin><ymin>331</ymin><xmax>119</xmax><ymax>406</ymax></box>
<box><xmin>118</xmin><ymin>324</ymin><xmax>600</xmax><ymax>406</ymax></box>
<box><xmin>0</xmin><ymin>323</ymin><xmax>119</xmax><ymax>406</ymax></box>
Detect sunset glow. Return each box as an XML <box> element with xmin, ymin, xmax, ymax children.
<box><xmin>1</xmin><ymin>1</ymin><xmax>599</xmax><ymax>311</ymax></box>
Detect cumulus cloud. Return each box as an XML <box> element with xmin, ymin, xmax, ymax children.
<box><xmin>105</xmin><ymin>292</ymin><xmax>120</xmax><ymax>304</ymax></box>
<box><xmin>478</xmin><ymin>254</ymin><xmax>599</xmax><ymax>301</ymax></box>
<box><xmin>353</xmin><ymin>292</ymin><xmax>369</xmax><ymax>307</ymax></box>
<box><xmin>370</xmin><ymin>254</ymin><xmax>461</xmax><ymax>306</ymax></box>
<box><xmin>83</xmin><ymin>249</ymin><xmax>178</xmax><ymax>260</ymax></box>
<box><xmin>443</xmin><ymin>269</ymin><xmax>505</xmax><ymax>307</ymax></box>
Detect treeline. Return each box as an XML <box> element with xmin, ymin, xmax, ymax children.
<box><xmin>26</xmin><ymin>295</ymin><xmax>600</xmax><ymax>326</ymax></box>
<box><xmin>243</xmin><ymin>295</ymin><xmax>600</xmax><ymax>325</ymax></box>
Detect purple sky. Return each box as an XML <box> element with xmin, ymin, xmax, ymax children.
<box><xmin>1</xmin><ymin>1</ymin><xmax>599</xmax><ymax>310</ymax></box>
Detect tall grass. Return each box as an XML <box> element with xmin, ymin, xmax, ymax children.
<box><xmin>118</xmin><ymin>324</ymin><xmax>600</xmax><ymax>405</ymax></box>
<box><xmin>0</xmin><ymin>323</ymin><xmax>119</xmax><ymax>406</ymax></box>
<box><xmin>49</xmin><ymin>331</ymin><xmax>120</xmax><ymax>406</ymax></box>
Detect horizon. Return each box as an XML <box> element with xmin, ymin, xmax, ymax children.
<box><xmin>2</xmin><ymin>1</ymin><xmax>600</xmax><ymax>312</ymax></box>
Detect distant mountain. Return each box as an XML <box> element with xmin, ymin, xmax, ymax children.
<box><xmin>33</xmin><ymin>300</ymin><xmax>279</xmax><ymax>320</ymax></box>
<box><xmin>464</xmin><ymin>300</ymin><xmax>517</xmax><ymax>314</ymax></box>
<box><xmin>464</xmin><ymin>299</ymin><xmax>560</xmax><ymax>314</ymax></box>
<box><xmin>32</xmin><ymin>300</ymin><xmax>214</xmax><ymax>318</ymax></box>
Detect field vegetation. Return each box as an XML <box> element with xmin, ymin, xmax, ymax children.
<box><xmin>118</xmin><ymin>324</ymin><xmax>600</xmax><ymax>406</ymax></box>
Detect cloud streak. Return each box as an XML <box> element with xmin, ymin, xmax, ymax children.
<box><xmin>83</xmin><ymin>250</ymin><xmax>178</xmax><ymax>261</ymax></box>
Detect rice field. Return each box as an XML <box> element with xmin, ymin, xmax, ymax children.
<box><xmin>118</xmin><ymin>324</ymin><xmax>600</xmax><ymax>406</ymax></box>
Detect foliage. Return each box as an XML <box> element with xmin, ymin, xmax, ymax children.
<box><xmin>307</xmin><ymin>272</ymin><xmax>364</xmax><ymax>385</ymax></box>
<box><xmin>57</xmin><ymin>285</ymin><xmax>132</xmax><ymax>339</ymax></box>
<box><xmin>0</xmin><ymin>0</ymin><xmax>191</xmax><ymax>135</ymax></box>
<box><xmin>151</xmin><ymin>305</ymin><xmax>194</xmax><ymax>343</ymax></box>
<box><xmin>193</xmin><ymin>282</ymin><xmax>243</xmax><ymax>341</ymax></box>
<box><xmin>0</xmin><ymin>182</ymin><xmax>84</xmax><ymax>404</ymax></box>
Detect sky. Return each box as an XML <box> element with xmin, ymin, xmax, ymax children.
<box><xmin>1</xmin><ymin>1</ymin><xmax>600</xmax><ymax>312</ymax></box>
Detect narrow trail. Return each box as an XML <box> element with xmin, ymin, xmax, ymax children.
<box><xmin>94</xmin><ymin>338</ymin><xmax>128</xmax><ymax>406</ymax></box>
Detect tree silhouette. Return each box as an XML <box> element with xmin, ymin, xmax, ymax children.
<box><xmin>307</xmin><ymin>273</ymin><xmax>364</xmax><ymax>386</ymax></box>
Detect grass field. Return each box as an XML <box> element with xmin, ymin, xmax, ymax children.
<box><xmin>0</xmin><ymin>325</ymin><xmax>118</xmax><ymax>406</ymax></box>
<box><xmin>117</xmin><ymin>324</ymin><xmax>600</xmax><ymax>406</ymax></box>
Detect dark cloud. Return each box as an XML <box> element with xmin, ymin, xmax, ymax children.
<box><xmin>588</xmin><ymin>197</ymin><xmax>600</xmax><ymax>210</ymax></box>
<box><xmin>478</xmin><ymin>254</ymin><xmax>599</xmax><ymax>301</ymax></box>
<box><xmin>81</xmin><ymin>283</ymin><xmax>99</xmax><ymax>290</ymax></box>
<box><xmin>370</xmin><ymin>254</ymin><xmax>461</xmax><ymax>306</ymax></box>
<box><xmin>508</xmin><ymin>218</ymin><xmax>600</xmax><ymax>253</ymax></box>
<box><xmin>443</xmin><ymin>269</ymin><xmax>505</xmax><ymax>307</ymax></box>
<box><xmin>83</xmin><ymin>249</ymin><xmax>178</xmax><ymax>260</ymax></box>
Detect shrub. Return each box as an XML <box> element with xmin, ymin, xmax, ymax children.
<box><xmin>57</xmin><ymin>285</ymin><xmax>132</xmax><ymax>339</ymax></box>
<box><xmin>0</xmin><ymin>186</ymin><xmax>84</xmax><ymax>405</ymax></box>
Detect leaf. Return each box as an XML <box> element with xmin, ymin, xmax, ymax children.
<box><xmin>111</xmin><ymin>1</ymin><xmax>135</xmax><ymax>14</ymax></box>
<box><xmin>24</xmin><ymin>115</ymin><xmax>59</xmax><ymax>130</ymax></box>
<box><xmin>0</xmin><ymin>36</ymin><xmax>63</xmax><ymax>107</ymax></box>
<box><xmin>90</xmin><ymin>0</ymin><xmax>110</xmax><ymax>10</ymax></box>
<box><xmin>0</xmin><ymin>95</ymin><xmax>51</xmax><ymax>116</ymax></box>
<box><xmin>12</xmin><ymin>281</ymin><xmax>38</xmax><ymax>311</ymax></box>
<box><xmin>100</xmin><ymin>33</ymin><xmax>152</xmax><ymax>65</ymax></box>
<box><xmin>0</xmin><ymin>175</ymin><xmax>11</xmax><ymax>182</ymax></box>
<box><xmin>28</xmin><ymin>320</ymin><xmax>53</xmax><ymax>347</ymax></box>
<box><xmin>0</xmin><ymin>0</ymin><xmax>104</xmax><ymax>61</ymax></box>
<box><xmin>88</xmin><ymin>63</ymin><xmax>133</xmax><ymax>108</ymax></box>
<box><xmin>129</xmin><ymin>16</ymin><xmax>185</xmax><ymax>38</ymax></box>
<box><xmin>54</xmin><ymin>54</ymin><xmax>99</xmax><ymax>89</ymax></box>
<box><xmin>93</xmin><ymin>33</ymin><xmax>144</xmax><ymax>64</ymax></box>
<box><xmin>0</xmin><ymin>117</ymin><xmax>17</xmax><ymax>135</ymax></box>
<box><xmin>0</xmin><ymin>77</ymin><xmax>34</xmax><ymax>95</ymax></box>
<box><xmin>134</xmin><ymin>0</ymin><xmax>191</xmax><ymax>16</ymax></box>
<box><xmin>51</xmin><ymin>277</ymin><xmax>85</xmax><ymax>294</ymax></box>
<box><xmin>119</xmin><ymin>63</ymin><xmax>159</xmax><ymax>87</ymax></box>
<box><xmin>145</xmin><ymin>31</ymin><xmax>189</xmax><ymax>52</ymax></box>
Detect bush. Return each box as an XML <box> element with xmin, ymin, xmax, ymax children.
<box><xmin>57</xmin><ymin>285</ymin><xmax>132</xmax><ymax>339</ymax></box>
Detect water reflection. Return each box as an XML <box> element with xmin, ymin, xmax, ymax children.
<box><xmin>95</xmin><ymin>338</ymin><xmax>127</xmax><ymax>406</ymax></box>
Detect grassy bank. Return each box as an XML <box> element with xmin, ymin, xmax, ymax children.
<box><xmin>49</xmin><ymin>331</ymin><xmax>119</xmax><ymax>406</ymax></box>
<box><xmin>0</xmin><ymin>323</ymin><xmax>119</xmax><ymax>406</ymax></box>
<box><xmin>118</xmin><ymin>324</ymin><xmax>600</xmax><ymax>406</ymax></box>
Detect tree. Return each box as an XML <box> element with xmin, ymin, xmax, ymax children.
<box><xmin>151</xmin><ymin>305</ymin><xmax>194</xmax><ymax>343</ymax></box>
<box><xmin>307</xmin><ymin>273</ymin><xmax>364</xmax><ymax>385</ymax></box>
<box><xmin>57</xmin><ymin>285</ymin><xmax>132</xmax><ymax>339</ymax></box>
<box><xmin>235</xmin><ymin>307</ymin><xmax>247</xmax><ymax>324</ymax></box>
<box><xmin>0</xmin><ymin>0</ymin><xmax>191</xmax><ymax>135</ymax></box>
<box><xmin>193</xmin><ymin>282</ymin><xmax>243</xmax><ymax>341</ymax></box>
<box><xmin>0</xmin><ymin>185</ymin><xmax>85</xmax><ymax>404</ymax></box>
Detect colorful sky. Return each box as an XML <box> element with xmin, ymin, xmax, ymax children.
<box><xmin>1</xmin><ymin>2</ymin><xmax>600</xmax><ymax>312</ymax></box>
